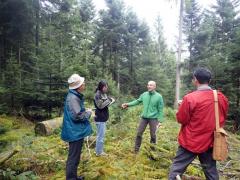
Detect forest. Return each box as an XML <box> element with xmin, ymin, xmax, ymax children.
<box><xmin>0</xmin><ymin>0</ymin><xmax>240</xmax><ymax>179</ymax></box>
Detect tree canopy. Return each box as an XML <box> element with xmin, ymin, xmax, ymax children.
<box><xmin>0</xmin><ymin>0</ymin><xmax>239</xmax><ymax>128</ymax></box>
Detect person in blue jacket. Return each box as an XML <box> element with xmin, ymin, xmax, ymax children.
<box><xmin>61</xmin><ymin>74</ymin><xmax>93</xmax><ymax>180</ymax></box>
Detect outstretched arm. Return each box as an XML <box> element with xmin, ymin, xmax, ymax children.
<box><xmin>176</xmin><ymin>96</ymin><xmax>190</xmax><ymax>125</ymax></box>
<box><xmin>122</xmin><ymin>95</ymin><xmax>143</xmax><ymax>109</ymax></box>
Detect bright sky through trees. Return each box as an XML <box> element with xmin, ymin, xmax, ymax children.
<box><xmin>93</xmin><ymin>0</ymin><xmax>213</xmax><ymax>48</ymax></box>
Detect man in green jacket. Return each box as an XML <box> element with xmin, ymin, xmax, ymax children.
<box><xmin>121</xmin><ymin>81</ymin><xmax>164</xmax><ymax>153</ymax></box>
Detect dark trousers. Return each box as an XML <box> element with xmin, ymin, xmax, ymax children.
<box><xmin>66</xmin><ymin>138</ymin><xmax>84</xmax><ymax>180</ymax></box>
<box><xmin>135</xmin><ymin>118</ymin><xmax>159</xmax><ymax>152</ymax></box>
<box><xmin>169</xmin><ymin>146</ymin><xmax>219</xmax><ymax>180</ymax></box>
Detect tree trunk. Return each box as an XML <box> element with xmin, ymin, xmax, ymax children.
<box><xmin>109</xmin><ymin>35</ymin><xmax>113</xmax><ymax>78</ymax></box>
<box><xmin>84</xmin><ymin>24</ymin><xmax>88</xmax><ymax>70</ymax></box>
<box><xmin>60</xmin><ymin>34</ymin><xmax>63</xmax><ymax>72</ymax></box>
<box><xmin>102</xmin><ymin>39</ymin><xmax>106</xmax><ymax>74</ymax></box>
<box><xmin>130</xmin><ymin>42</ymin><xmax>133</xmax><ymax>77</ymax></box>
<box><xmin>34</xmin><ymin>117</ymin><xmax>62</xmax><ymax>136</ymax></box>
<box><xmin>0</xmin><ymin>32</ymin><xmax>5</xmax><ymax>77</ymax></box>
<box><xmin>48</xmin><ymin>73</ymin><xmax>52</xmax><ymax>118</ymax></box>
<box><xmin>237</xmin><ymin>77</ymin><xmax>240</xmax><ymax>107</ymax></box>
<box><xmin>18</xmin><ymin>43</ymin><xmax>22</xmax><ymax>88</ymax></box>
<box><xmin>117</xmin><ymin>61</ymin><xmax>120</xmax><ymax>92</ymax></box>
<box><xmin>35</xmin><ymin>0</ymin><xmax>40</xmax><ymax>56</ymax></box>
<box><xmin>113</xmin><ymin>52</ymin><xmax>118</xmax><ymax>82</ymax></box>
<box><xmin>174</xmin><ymin>0</ymin><xmax>184</xmax><ymax>109</ymax></box>
<box><xmin>1</xmin><ymin>35</ymin><xmax>7</xmax><ymax>81</ymax></box>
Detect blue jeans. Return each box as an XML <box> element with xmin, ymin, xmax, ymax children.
<box><xmin>95</xmin><ymin>122</ymin><xmax>106</xmax><ymax>154</ymax></box>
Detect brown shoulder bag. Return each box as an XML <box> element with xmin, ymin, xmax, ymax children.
<box><xmin>212</xmin><ymin>90</ymin><xmax>228</xmax><ymax>161</ymax></box>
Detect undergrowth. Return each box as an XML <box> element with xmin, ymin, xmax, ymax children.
<box><xmin>0</xmin><ymin>107</ymin><xmax>240</xmax><ymax>179</ymax></box>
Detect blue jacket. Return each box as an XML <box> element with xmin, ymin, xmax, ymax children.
<box><xmin>61</xmin><ymin>90</ymin><xmax>93</xmax><ymax>142</ymax></box>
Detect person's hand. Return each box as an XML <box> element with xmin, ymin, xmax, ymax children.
<box><xmin>86</xmin><ymin>108</ymin><xmax>93</xmax><ymax>115</ymax></box>
<box><xmin>178</xmin><ymin>100</ymin><xmax>182</xmax><ymax>106</ymax></box>
<box><xmin>157</xmin><ymin>122</ymin><xmax>162</xmax><ymax>129</ymax></box>
<box><xmin>121</xmin><ymin>103</ymin><xmax>128</xmax><ymax>109</ymax></box>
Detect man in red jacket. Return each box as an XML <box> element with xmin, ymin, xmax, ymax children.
<box><xmin>169</xmin><ymin>68</ymin><xmax>228</xmax><ymax>180</ymax></box>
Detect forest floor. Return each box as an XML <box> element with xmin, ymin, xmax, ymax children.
<box><xmin>0</xmin><ymin>107</ymin><xmax>240</xmax><ymax>180</ymax></box>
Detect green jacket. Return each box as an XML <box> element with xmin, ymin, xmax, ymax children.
<box><xmin>127</xmin><ymin>91</ymin><xmax>164</xmax><ymax>122</ymax></box>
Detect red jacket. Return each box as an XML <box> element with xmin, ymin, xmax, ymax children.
<box><xmin>177</xmin><ymin>89</ymin><xmax>228</xmax><ymax>153</ymax></box>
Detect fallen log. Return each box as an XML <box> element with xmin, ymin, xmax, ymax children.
<box><xmin>34</xmin><ymin>117</ymin><xmax>62</xmax><ymax>136</ymax></box>
<box><xmin>0</xmin><ymin>149</ymin><xmax>19</xmax><ymax>165</ymax></box>
<box><xmin>221</xmin><ymin>172</ymin><xmax>240</xmax><ymax>177</ymax></box>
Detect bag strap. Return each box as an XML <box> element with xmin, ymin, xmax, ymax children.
<box><xmin>213</xmin><ymin>90</ymin><xmax>220</xmax><ymax>131</ymax></box>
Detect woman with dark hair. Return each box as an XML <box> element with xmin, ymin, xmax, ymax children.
<box><xmin>94</xmin><ymin>80</ymin><xmax>115</xmax><ymax>156</ymax></box>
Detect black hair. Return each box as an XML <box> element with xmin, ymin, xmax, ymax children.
<box><xmin>193</xmin><ymin>67</ymin><xmax>212</xmax><ymax>84</ymax></box>
<box><xmin>95</xmin><ymin>80</ymin><xmax>108</xmax><ymax>92</ymax></box>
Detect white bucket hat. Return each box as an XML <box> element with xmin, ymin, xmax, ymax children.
<box><xmin>68</xmin><ymin>74</ymin><xmax>85</xmax><ymax>89</ymax></box>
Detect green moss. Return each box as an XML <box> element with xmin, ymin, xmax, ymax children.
<box><xmin>0</xmin><ymin>115</ymin><xmax>34</xmax><ymax>139</ymax></box>
<box><xmin>186</xmin><ymin>165</ymin><xmax>204</xmax><ymax>177</ymax></box>
<box><xmin>164</xmin><ymin>107</ymin><xmax>176</xmax><ymax>121</ymax></box>
<box><xmin>1</xmin><ymin>108</ymin><xmax>240</xmax><ymax>179</ymax></box>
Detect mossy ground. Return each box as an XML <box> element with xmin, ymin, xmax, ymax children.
<box><xmin>0</xmin><ymin>107</ymin><xmax>240</xmax><ymax>179</ymax></box>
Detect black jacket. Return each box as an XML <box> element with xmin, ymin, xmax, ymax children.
<box><xmin>94</xmin><ymin>90</ymin><xmax>112</xmax><ymax>122</ymax></box>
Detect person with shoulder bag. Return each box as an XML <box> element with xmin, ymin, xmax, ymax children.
<box><xmin>169</xmin><ymin>68</ymin><xmax>229</xmax><ymax>180</ymax></box>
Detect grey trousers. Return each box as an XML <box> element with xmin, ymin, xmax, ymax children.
<box><xmin>66</xmin><ymin>138</ymin><xmax>84</xmax><ymax>180</ymax></box>
<box><xmin>168</xmin><ymin>146</ymin><xmax>219</xmax><ymax>180</ymax></box>
<box><xmin>135</xmin><ymin>118</ymin><xmax>159</xmax><ymax>152</ymax></box>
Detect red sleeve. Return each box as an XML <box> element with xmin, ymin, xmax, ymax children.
<box><xmin>176</xmin><ymin>96</ymin><xmax>191</xmax><ymax>125</ymax></box>
<box><xmin>218</xmin><ymin>92</ymin><xmax>229</xmax><ymax>127</ymax></box>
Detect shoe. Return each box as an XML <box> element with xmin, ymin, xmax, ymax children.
<box><xmin>150</xmin><ymin>145</ymin><xmax>156</xmax><ymax>151</ymax></box>
<box><xmin>133</xmin><ymin>149</ymin><xmax>139</xmax><ymax>154</ymax></box>
<box><xmin>77</xmin><ymin>176</ymin><xmax>84</xmax><ymax>180</ymax></box>
<box><xmin>96</xmin><ymin>152</ymin><xmax>108</xmax><ymax>156</ymax></box>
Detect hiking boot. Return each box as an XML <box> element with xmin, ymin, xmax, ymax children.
<box><xmin>150</xmin><ymin>145</ymin><xmax>156</xmax><ymax>151</ymax></box>
<box><xmin>132</xmin><ymin>149</ymin><xmax>139</xmax><ymax>154</ymax></box>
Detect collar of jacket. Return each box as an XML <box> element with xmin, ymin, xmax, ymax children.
<box><xmin>148</xmin><ymin>90</ymin><xmax>156</xmax><ymax>95</ymax></box>
<box><xmin>96</xmin><ymin>90</ymin><xmax>103</xmax><ymax>94</ymax></box>
<box><xmin>197</xmin><ymin>85</ymin><xmax>212</xmax><ymax>91</ymax></box>
<box><xmin>69</xmin><ymin>89</ymin><xmax>83</xmax><ymax>99</ymax></box>
<box><xmin>97</xmin><ymin>90</ymin><xmax>107</xmax><ymax>96</ymax></box>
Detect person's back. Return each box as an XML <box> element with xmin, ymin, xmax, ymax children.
<box><xmin>177</xmin><ymin>90</ymin><xmax>228</xmax><ymax>153</ymax></box>
<box><xmin>169</xmin><ymin>67</ymin><xmax>229</xmax><ymax>180</ymax></box>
